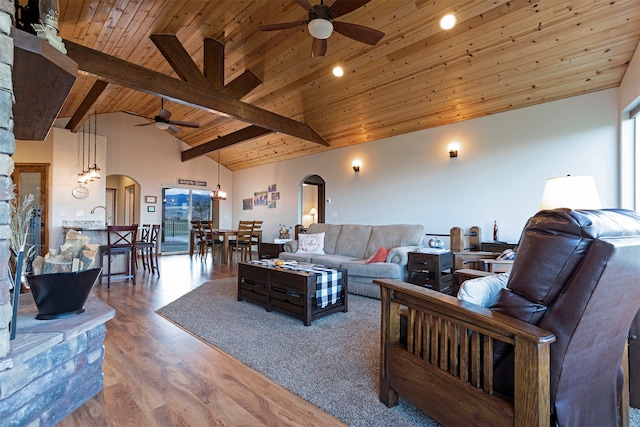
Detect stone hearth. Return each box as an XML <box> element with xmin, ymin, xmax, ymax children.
<box><xmin>0</xmin><ymin>294</ymin><xmax>114</xmax><ymax>426</ymax></box>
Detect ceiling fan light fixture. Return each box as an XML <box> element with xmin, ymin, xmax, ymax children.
<box><xmin>155</xmin><ymin>121</ymin><xmax>170</xmax><ymax>130</ymax></box>
<box><xmin>308</xmin><ymin>19</ymin><xmax>333</xmax><ymax>39</ymax></box>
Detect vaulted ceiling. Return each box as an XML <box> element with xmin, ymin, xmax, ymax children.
<box><xmin>54</xmin><ymin>0</ymin><xmax>640</xmax><ymax>171</ymax></box>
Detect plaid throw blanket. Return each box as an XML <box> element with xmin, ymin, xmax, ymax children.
<box><xmin>305</xmin><ymin>266</ymin><xmax>342</xmax><ymax>309</ymax></box>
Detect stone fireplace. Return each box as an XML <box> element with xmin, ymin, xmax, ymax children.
<box><xmin>0</xmin><ymin>1</ymin><xmax>114</xmax><ymax>425</ymax></box>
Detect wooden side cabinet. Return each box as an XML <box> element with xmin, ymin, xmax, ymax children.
<box><xmin>407</xmin><ymin>252</ymin><xmax>456</xmax><ymax>295</ymax></box>
<box><xmin>259</xmin><ymin>242</ymin><xmax>285</xmax><ymax>259</ymax></box>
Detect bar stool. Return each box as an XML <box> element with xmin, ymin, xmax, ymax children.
<box><xmin>136</xmin><ymin>224</ymin><xmax>151</xmax><ymax>271</ymax></box>
<box><xmin>99</xmin><ymin>225</ymin><xmax>138</xmax><ymax>289</ymax></box>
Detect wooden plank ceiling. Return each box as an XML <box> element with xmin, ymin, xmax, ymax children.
<box><xmin>55</xmin><ymin>0</ymin><xmax>640</xmax><ymax>171</ymax></box>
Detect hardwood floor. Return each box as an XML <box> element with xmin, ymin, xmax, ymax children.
<box><xmin>59</xmin><ymin>254</ymin><xmax>346</xmax><ymax>427</ymax></box>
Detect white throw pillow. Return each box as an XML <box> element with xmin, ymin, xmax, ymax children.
<box><xmin>457</xmin><ymin>271</ymin><xmax>510</xmax><ymax>308</ymax></box>
<box><xmin>296</xmin><ymin>232</ymin><xmax>325</xmax><ymax>254</ymax></box>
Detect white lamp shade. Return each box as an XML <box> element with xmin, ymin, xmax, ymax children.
<box><xmin>308</xmin><ymin>19</ymin><xmax>333</xmax><ymax>39</ymax></box>
<box><xmin>309</xmin><ymin>207</ymin><xmax>317</xmax><ymax>215</ymax></box>
<box><xmin>539</xmin><ymin>175</ymin><xmax>602</xmax><ymax>210</ymax></box>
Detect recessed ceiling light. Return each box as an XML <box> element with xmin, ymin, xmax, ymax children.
<box><xmin>440</xmin><ymin>13</ymin><xmax>457</xmax><ymax>30</ymax></box>
<box><xmin>332</xmin><ymin>66</ymin><xmax>344</xmax><ymax>77</ymax></box>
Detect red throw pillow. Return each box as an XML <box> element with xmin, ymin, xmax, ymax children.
<box><xmin>366</xmin><ymin>246</ymin><xmax>389</xmax><ymax>264</ymax></box>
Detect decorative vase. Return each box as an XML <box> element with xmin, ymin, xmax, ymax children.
<box><xmin>26</xmin><ymin>268</ymin><xmax>102</xmax><ymax>320</ymax></box>
<box><xmin>428</xmin><ymin>237</ymin><xmax>445</xmax><ymax>249</ymax></box>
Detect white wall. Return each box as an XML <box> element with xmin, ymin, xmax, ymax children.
<box><xmin>620</xmin><ymin>41</ymin><xmax>640</xmax><ymax>113</ymax></box>
<box><xmin>96</xmin><ymin>112</ymin><xmax>232</xmax><ymax>230</ymax></box>
<box><xmin>619</xmin><ymin>41</ymin><xmax>640</xmax><ymax>209</ymax></box>
<box><xmin>232</xmin><ymin>89</ymin><xmax>619</xmax><ymax>243</ymax></box>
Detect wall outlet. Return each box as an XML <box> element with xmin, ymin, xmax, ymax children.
<box><xmin>76</xmin><ymin>210</ymin><xmax>84</xmax><ymax>217</ymax></box>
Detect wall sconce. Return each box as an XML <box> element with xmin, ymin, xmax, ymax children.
<box><xmin>448</xmin><ymin>142</ymin><xmax>460</xmax><ymax>158</ymax></box>
<box><xmin>352</xmin><ymin>160</ymin><xmax>361</xmax><ymax>173</ymax></box>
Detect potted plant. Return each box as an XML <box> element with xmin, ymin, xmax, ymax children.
<box><xmin>9</xmin><ymin>194</ymin><xmax>35</xmax><ymax>338</ymax></box>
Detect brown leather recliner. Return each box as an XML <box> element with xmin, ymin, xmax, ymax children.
<box><xmin>494</xmin><ymin>209</ymin><xmax>640</xmax><ymax>426</ymax></box>
<box><xmin>376</xmin><ymin>208</ymin><xmax>640</xmax><ymax>427</ymax></box>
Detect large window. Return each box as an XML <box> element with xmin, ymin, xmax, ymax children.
<box><xmin>633</xmin><ymin>104</ymin><xmax>640</xmax><ymax>211</ymax></box>
<box><xmin>161</xmin><ymin>187</ymin><xmax>211</xmax><ymax>253</ymax></box>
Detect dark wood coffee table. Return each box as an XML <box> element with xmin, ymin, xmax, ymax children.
<box><xmin>238</xmin><ymin>262</ymin><xmax>348</xmax><ymax>326</ymax></box>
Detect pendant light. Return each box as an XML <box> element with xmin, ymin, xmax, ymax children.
<box><xmin>77</xmin><ymin>124</ymin><xmax>86</xmax><ymax>183</ymax></box>
<box><xmin>88</xmin><ymin>110</ymin><xmax>101</xmax><ymax>179</ymax></box>
<box><xmin>210</xmin><ymin>151</ymin><xmax>227</xmax><ymax>201</ymax></box>
<box><xmin>83</xmin><ymin>113</ymin><xmax>91</xmax><ymax>183</ymax></box>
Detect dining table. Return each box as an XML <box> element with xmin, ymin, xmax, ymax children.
<box><xmin>189</xmin><ymin>228</ymin><xmax>262</xmax><ymax>265</ymax></box>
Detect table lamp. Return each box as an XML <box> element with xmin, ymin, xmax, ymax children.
<box><xmin>539</xmin><ymin>175</ymin><xmax>602</xmax><ymax>210</ymax></box>
<box><xmin>309</xmin><ymin>207</ymin><xmax>317</xmax><ymax>223</ymax></box>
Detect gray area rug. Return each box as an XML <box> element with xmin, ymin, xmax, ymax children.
<box><xmin>157</xmin><ymin>278</ymin><xmax>640</xmax><ymax>427</ymax></box>
<box><xmin>156</xmin><ymin>277</ymin><xmax>439</xmax><ymax>427</ymax></box>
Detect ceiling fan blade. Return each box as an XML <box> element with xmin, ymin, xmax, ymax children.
<box><xmin>311</xmin><ymin>38</ymin><xmax>327</xmax><ymax>58</ymax></box>
<box><xmin>259</xmin><ymin>21</ymin><xmax>307</xmax><ymax>31</ymax></box>
<box><xmin>158</xmin><ymin>108</ymin><xmax>172</xmax><ymax>121</ymax></box>
<box><xmin>333</xmin><ymin>21</ymin><xmax>384</xmax><ymax>45</ymax></box>
<box><xmin>123</xmin><ymin>110</ymin><xmax>148</xmax><ymax>119</ymax></box>
<box><xmin>135</xmin><ymin>122</ymin><xmax>155</xmax><ymax>127</ymax></box>
<box><xmin>168</xmin><ymin>124</ymin><xmax>182</xmax><ymax>134</ymax></box>
<box><xmin>294</xmin><ymin>0</ymin><xmax>315</xmax><ymax>14</ymax></box>
<box><xmin>169</xmin><ymin>121</ymin><xmax>200</xmax><ymax>128</ymax></box>
<box><xmin>328</xmin><ymin>0</ymin><xmax>373</xmax><ymax>18</ymax></box>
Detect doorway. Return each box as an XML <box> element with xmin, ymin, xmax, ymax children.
<box><xmin>13</xmin><ymin>163</ymin><xmax>49</xmax><ymax>255</ymax></box>
<box><xmin>301</xmin><ymin>175</ymin><xmax>325</xmax><ymax>226</ymax></box>
<box><xmin>105</xmin><ymin>175</ymin><xmax>141</xmax><ymax>226</ymax></box>
<box><xmin>125</xmin><ymin>185</ymin><xmax>136</xmax><ymax>225</ymax></box>
<box><xmin>161</xmin><ymin>187</ymin><xmax>212</xmax><ymax>253</ymax></box>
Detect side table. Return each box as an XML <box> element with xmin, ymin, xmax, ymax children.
<box><xmin>407</xmin><ymin>251</ymin><xmax>456</xmax><ymax>295</ymax></box>
<box><xmin>259</xmin><ymin>242</ymin><xmax>286</xmax><ymax>259</ymax></box>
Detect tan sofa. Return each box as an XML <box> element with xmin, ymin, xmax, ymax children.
<box><xmin>280</xmin><ymin>223</ymin><xmax>424</xmax><ymax>298</ymax></box>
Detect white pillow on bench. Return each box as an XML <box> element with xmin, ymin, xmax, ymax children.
<box><xmin>457</xmin><ymin>271</ymin><xmax>510</xmax><ymax>308</ymax></box>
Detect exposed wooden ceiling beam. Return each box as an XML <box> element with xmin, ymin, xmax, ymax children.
<box><xmin>63</xmin><ymin>39</ymin><xmax>330</xmax><ymax>146</ymax></box>
<box><xmin>64</xmin><ymin>79</ymin><xmax>109</xmax><ymax>132</ymax></box>
<box><xmin>181</xmin><ymin>126</ymin><xmax>273</xmax><ymax>161</ymax></box>
<box><xmin>204</xmin><ymin>37</ymin><xmax>224</xmax><ymax>90</ymax></box>
<box><xmin>149</xmin><ymin>33</ymin><xmax>212</xmax><ymax>88</ymax></box>
<box><xmin>150</xmin><ymin>33</ymin><xmax>268</xmax><ymax>160</ymax></box>
<box><xmin>219</xmin><ymin>69</ymin><xmax>262</xmax><ymax>100</ymax></box>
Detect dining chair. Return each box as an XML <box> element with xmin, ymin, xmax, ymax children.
<box><xmin>230</xmin><ymin>220</ymin><xmax>255</xmax><ymax>263</ymax></box>
<box><xmin>193</xmin><ymin>220</ymin><xmax>211</xmax><ymax>260</ymax></box>
<box><xmin>206</xmin><ymin>221</ymin><xmax>223</xmax><ymax>261</ymax></box>
<box><xmin>250</xmin><ymin>220</ymin><xmax>263</xmax><ymax>258</ymax></box>
<box><xmin>99</xmin><ymin>225</ymin><xmax>138</xmax><ymax>289</ymax></box>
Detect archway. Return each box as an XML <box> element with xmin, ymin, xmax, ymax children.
<box><xmin>301</xmin><ymin>174</ymin><xmax>325</xmax><ymax>226</ymax></box>
<box><xmin>105</xmin><ymin>174</ymin><xmax>141</xmax><ymax>225</ymax></box>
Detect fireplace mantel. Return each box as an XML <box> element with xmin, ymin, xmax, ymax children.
<box><xmin>11</xmin><ymin>27</ymin><xmax>77</xmax><ymax>141</ymax></box>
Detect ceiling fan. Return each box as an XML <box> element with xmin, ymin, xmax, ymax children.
<box><xmin>259</xmin><ymin>0</ymin><xmax>385</xmax><ymax>57</ymax></box>
<box><xmin>125</xmin><ymin>99</ymin><xmax>200</xmax><ymax>134</ymax></box>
